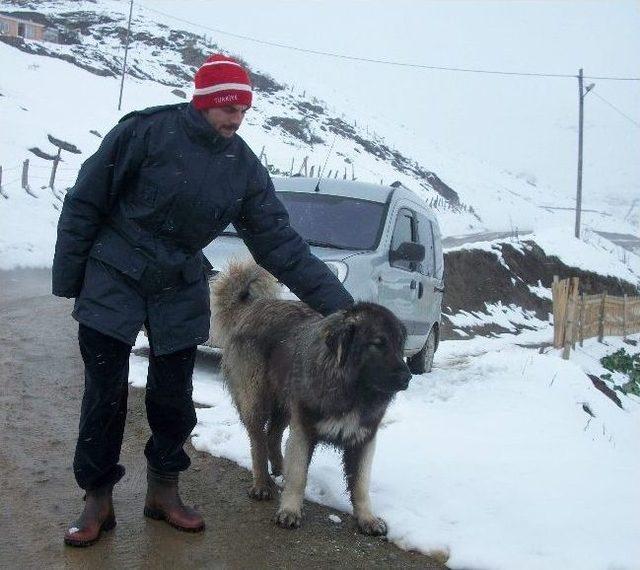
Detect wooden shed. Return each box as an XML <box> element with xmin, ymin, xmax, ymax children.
<box><xmin>0</xmin><ymin>14</ymin><xmax>58</xmax><ymax>42</ymax></box>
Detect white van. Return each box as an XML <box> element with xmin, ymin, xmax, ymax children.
<box><xmin>203</xmin><ymin>177</ymin><xmax>444</xmax><ymax>373</ymax></box>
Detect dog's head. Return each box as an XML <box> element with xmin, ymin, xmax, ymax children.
<box><xmin>325</xmin><ymin>302</ymin><xmax>411</xmax><ymax>395</ymax></box>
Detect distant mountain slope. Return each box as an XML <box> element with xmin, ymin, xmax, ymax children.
<box><xmin>3</xmin><ymin>0</ymin><xmax>622</xmax><ymax>239</ymax></box>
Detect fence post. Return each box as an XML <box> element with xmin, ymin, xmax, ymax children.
<box><xmin>562</xmin><ymin>277</ymin><xmax>579</xmax><ymax>359</ymax></box>
<box><xmin>289</xmin><ymin>157</ymin><xmax>295</xmax><ymax>176</ymax></box>
<box><xmin>49</xmin><ymin>147</ymin><xmax>62</xmax><ymax>189</ymax></box>
<box><xmin>297</xmin><ymin>156</ymin><xmax>308</xmax><ymax>177</ymax></box>
<box><xmin>22</xmin><ymin>159</ymin><xmax>29</xmax><ymax>189</ymax></box>
<box><xmin>598</xmin><ymin>291</ymin><xmax>607</xmax><ymax>342</ymax></box>
<box><xmin>552</xmin><ymin>276</ymin><xmax>566</xmax><ymax>348</ymax></box>
<box><xmin>571</xmin><ymin>279</ymin><xmax>579</xmax><ymax>350</ymax></box>
<box><xmin>309</xmin><ymin>165</ymin><xmax>315</xmax><ymax>177</ymax></box>
<box><xmin>579</xmin><ymin>293</ymin><xmax>585</xmax><ymax>347</ymax></box>
<box><xmin>0</xmin><ymin>165</ymin><xmax>6</xmax><ymax>199</ymax></box>
<box><xmin>623</xmin><ymin>294</ymin><xmax>628</xmax><ymax>339</ymax></box>
<box><xmin>22</xmin><ymin>159</ymin><xmax>37</xmax><ymax>198</ymax></box>
<box><xmin>552</xmin><ymin>276</ymin><xmax>558</xmax><ymax>346</ymax></box>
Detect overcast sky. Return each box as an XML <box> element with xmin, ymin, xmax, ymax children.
<box><xmin>140</xmin><ymin>0</ymin><xmax>640</xmax><ymax>206</ymax></box>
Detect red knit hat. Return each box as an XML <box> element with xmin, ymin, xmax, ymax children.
<box><xmin>192</xmin><ymin>54</ymin><xmax>253</xmax><ymax>110</ymax></box>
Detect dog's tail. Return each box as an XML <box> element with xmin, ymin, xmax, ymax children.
<box><xmin>211</xmin><ymin>259</ymin><xmax>280</xmax><ymax>342</ymax></box>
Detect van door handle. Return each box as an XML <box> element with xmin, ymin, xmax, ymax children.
<box><xmin>418</xmin><ymin>282</ymin><xmax>424</xmax><ymax>298</ymax></box>
<box><xmin>434</xmin><ymin>285</ymin><xmax>445</xmax><ymax>293</ymax></box>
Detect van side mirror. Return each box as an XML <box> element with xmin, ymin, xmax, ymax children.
<box><xmin>389</xmin><ymin>242</ymin><xmax>425</xmax><ymax>264</ymax></box>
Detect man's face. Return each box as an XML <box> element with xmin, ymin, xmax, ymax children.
<box><xmin>202</xmin><ymin>105</ymin><xmax>249</xmax><ymax>138</ymax></box>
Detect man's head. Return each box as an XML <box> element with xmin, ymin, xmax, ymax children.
<box><xmin>192</xmin><ymin>54</ymin><xmax>252</xmax><ymax>138</ymax></box>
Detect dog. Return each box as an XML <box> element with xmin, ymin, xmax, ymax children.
<box><xmin>212</xmin><ymin>260</ymin><xmax>412</xmax><ymax>535</ymax></box>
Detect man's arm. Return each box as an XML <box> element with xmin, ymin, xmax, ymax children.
<box><xmin>233</xmin><ymin>163</ymin><xmax>354</xmax><ymax>316</ymax></box>
<box><xmin>52</xmin><ymin>117</ymin><xmax>144</xmax><ymax>298</ymax></box>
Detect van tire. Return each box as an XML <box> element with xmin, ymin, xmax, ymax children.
<box><xmin>407</xmin><ymin>327</ymin><xmax>436</xmax><ymax>374</ymax></box>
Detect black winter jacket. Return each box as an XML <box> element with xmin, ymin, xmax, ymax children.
<box><xmin>52</xmin><ymin>103</ymin><xmax>353</xmax><ymax>355</ymax></box>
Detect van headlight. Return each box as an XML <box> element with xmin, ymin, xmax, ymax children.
<box><xmin>325</xmin><ymin>261</ymin><xmax>348</xmax><ymax>283</ymax></box>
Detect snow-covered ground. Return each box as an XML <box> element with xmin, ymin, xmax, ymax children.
<box><xmin>129</xmin><ymin>328</ymin><xmax>640</xmax><ymax>570</ymax></box>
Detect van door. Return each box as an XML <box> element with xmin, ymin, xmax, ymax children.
<box><xmin>415</xmin><ymin>212</ymin><xmax>444</xmax><ymax>341</ymax></box>
<box><xmin>377</xmin><ymin>207</ymin><xmax>424</xmax><ymax>351</ymax></box>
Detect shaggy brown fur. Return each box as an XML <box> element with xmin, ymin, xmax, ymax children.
<box><xmin>212</xmin><ymin>260</ymin><xmax>411</xmax><ymax>535</ymax></box>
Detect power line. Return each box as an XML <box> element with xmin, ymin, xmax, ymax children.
<box><xmin>591</xmin><ymin>91</ymin><xmax>640</xmax><ymax>128</ymax></box>
<box><xmin>139</xmin><ymin>4</ymin><xmax>640</xmax><ymax>81</ymax></box>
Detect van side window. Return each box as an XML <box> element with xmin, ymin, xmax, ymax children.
<box><xmin>416</xmin><ymin>213</ymin><xmax>436</xmax><ymax>277</ymax></box>
<box><xmin>390</xmin><ymin>208</ymin><xmax>417</xmax><ymax>271</ymax></box>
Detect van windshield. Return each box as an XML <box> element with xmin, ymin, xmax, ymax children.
<box><xmin>279</xmin><ymin>192</ymin><xmax>386</xmax><ymax>250</ymax></box>
<box><xmin>225</xmin><ymin>192</ymin><xmax>387</xmax><ymax>251</ymax></box>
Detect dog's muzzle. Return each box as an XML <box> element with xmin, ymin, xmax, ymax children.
<box><xmin>385</xmin><ymin>364</ymin><xmax>412</xmax><ymax>392</ymax></box>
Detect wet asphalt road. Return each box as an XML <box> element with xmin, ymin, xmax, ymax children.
<box><xmin>0</xmin><ymin>268</ymin><xmax>446</xmax><ymax>569</ymax></box>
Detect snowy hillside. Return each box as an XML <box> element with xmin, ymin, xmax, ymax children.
<box><xmin>1</xmin><ymin>0</ymin><xmax>638</xmax><ymax>274</ymax></box>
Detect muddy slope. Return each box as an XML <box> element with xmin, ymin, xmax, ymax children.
<box><xmin>442</xmin><ymin>241</ymin><xmax>639</xmax><ymax>339</ymax></box>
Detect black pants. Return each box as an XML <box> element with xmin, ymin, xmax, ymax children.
<box><xmin>73</xmin><ymin>324</ymin><xmax>198</xmax><ymax>490</ymax></box>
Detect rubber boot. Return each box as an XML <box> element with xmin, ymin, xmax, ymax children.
<box><xmin>143</xmin><ymin>466</ymin><xmax>205</xmax><ymax>532</ymax></box>
<box><xmin>63</xmin><ymin>484</ymin><xmax>116</xmax><ymax>547</ymax></box>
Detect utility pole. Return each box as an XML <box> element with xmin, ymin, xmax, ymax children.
<box><xmin>117</xmin><ymin>0</ymin><xmax>134</xmax><ymax>111</ymax></box>
<box><xmin>575</xmin><ymin>69</ymin><xmax>584</xmax><ymax>239</ymax></box>
<box><xmin>575</xmin><ymin>69</ymin><xmax>595</xmax><ymax>239</ymax></box>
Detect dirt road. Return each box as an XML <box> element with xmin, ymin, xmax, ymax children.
<box><xmin>0</xmin><ymin>268</ymin><xmax>445</xmax><ymax>569</ymax></box>
<box><xmin>593</xmin><ymin>230</ymin><xmax>640</xmax><ymax>255</ymax></box>
<box><xmin>442</xmin><ymin>230</ymin><xmax>532</xmax><ymax>249</ymax></box>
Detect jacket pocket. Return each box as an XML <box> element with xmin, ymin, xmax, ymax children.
<box><xmin>89</xmin><ymin>227</ymin><xmax>148</xmax><ymax>281</ymax></box>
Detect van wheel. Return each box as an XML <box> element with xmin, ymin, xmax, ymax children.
<box><xmin>407</xmin><ymin>328</ymin><xmax>436</xmax><ymax>374</ymax></box>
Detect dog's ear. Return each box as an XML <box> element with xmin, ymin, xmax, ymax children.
<box><xmin>326</xmin><ymin>319</ymin><xmax>356</xmax><ymax>367</ymax></box>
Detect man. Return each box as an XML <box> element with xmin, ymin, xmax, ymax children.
<box><xmin>53</xmin><ymin>54</ymin><xmax>354</xmax><ymax>547</ymax></box>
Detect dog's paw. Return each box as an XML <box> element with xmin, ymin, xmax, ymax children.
<box><xmin>274</xmin><ymin>508</ymin><xmax>302</xmax><ymax>529</ymax></box>
<box><xmin>248</xmin><ymin>482</ymin><xmax>277</xmax><ymax>501</ymax></box>
<box><xmin>357</xmin><ymin>516</ymin><xmax>388</xmax><ymax>536</ymax></box>
<box><xmin>270</xmin><ymin>465</ymin><xmax>282</xmax><ymax>477</ymax></box>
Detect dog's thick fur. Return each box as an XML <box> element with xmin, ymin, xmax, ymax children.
<box><xmin>212</xmin><ymin>260</ymin><xmax>411</xmax><ymax>535</ymax></box>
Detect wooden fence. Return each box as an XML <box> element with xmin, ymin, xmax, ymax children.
<box><xmin>552</xmin><ymin>276</ymin><xmax>640</xmax><ymax>359</ymax></box>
